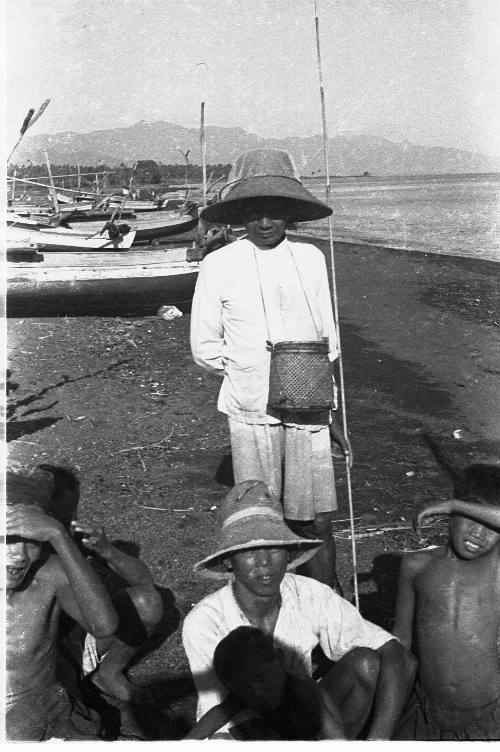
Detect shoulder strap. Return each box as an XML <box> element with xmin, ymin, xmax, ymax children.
<box><xmin>252</xmin><ymin>242</ymin><xmax>323</xmax><ymax>342</ymax></box>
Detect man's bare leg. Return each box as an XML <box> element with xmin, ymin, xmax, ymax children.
<box><xmin>286</xmin><ymin>513</ymin><xmax>343</xmax><ymax>594</ymax></box>
<box><xmin>320</xmin><ymin>647</ymin><xmax>381</xmax><ymax>739</ymax></box>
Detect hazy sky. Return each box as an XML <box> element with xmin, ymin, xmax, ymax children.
<box><xmin>5</xmin><ymin>0</ymin><xmax>500</xmax><ymax>157</ymax></box>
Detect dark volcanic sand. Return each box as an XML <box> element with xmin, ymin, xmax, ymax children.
<box><xmin>7</xmin><ymin>238</ymin><xmax>500</xmax><ymax>738</ymax></box>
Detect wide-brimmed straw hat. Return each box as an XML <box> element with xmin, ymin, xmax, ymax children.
<box><xmin>200</xmin><ymin>148</ymin><xmax>332</xmax><ymax>225</ymax></box>
<box><xmin>194</xmin><ymin>480</ymin><xmax>323</xmax><ymax>580</ymax></box>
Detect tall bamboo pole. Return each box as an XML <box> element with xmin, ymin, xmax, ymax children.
<box><xmin>313</xmin><ymin>0</ymin><xmax>359</xmax><ymax>608</ymax></box>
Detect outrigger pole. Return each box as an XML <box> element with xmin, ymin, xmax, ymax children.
<box><xmin>313</xmin><ymin>0</ymin><xmax>359</xmax><ymax>608</ymax></box>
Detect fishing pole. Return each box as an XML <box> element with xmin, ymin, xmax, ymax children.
<box><xmin>313</xmin><ymin>0</ymin><xmax>359</xmax><ymax>609</ymax></box>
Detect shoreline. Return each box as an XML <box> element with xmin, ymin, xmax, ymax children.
<box><xmin>7</xmin><ymin>229</ymin><xmax>500</xmax><ymax>736</ymax></box>
<box><xmin>292</xmin><ymin>231</ymin><xmax>500</xmax><ymax>268</ymax></box>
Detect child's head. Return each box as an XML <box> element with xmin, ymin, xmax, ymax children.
<box><xmin>213</xmin><ymin>626</ymin><xmax>285</xmax><ymax>710</ymax></box>
<box><xmin>449</xmin><ymin>464</ymin><xmax>500</xmax><ymax>559</ymax></box>
<box><xmin>5</xmin><ymin>464</ymin><xmax>56</xmax><ymax>590</ymax></box>
<box><xmin>424</xmin><ymin>435</ymin><xmax>500</xmax><ymax>558</ymax></box>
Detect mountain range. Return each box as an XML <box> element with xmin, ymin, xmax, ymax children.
<box><xmin>13</xmin><ymin>120</ymin><xmax>500</xmax><ymax>175</ymax></box>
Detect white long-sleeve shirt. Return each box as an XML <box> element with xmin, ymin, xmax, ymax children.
<box><xmin>190</xmin><ymin>237</ymin><xmax>338</xmax><ymax>425</ymax></box>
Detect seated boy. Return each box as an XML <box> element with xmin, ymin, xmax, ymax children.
<box><xmin>37</xmin><ymin>463</ymin><xmax>163</xmax><ymax>707</ymax></box>
<box><xmin>5</xmin><ymin>464</ymin><xmax>119</xmax><ymax>741</ymax></box>
<box><xmin>6</xmin><ymin>463</ymin><xmax>164</xmax><ymax>741</ymax></box>
<box><xmin>393</xmin><ymin>456</ymin><xmax>500</xmax><ymax>740</ymax></box>
<box><xmin>185</xmin><ymin>626</ymin><xmax>345</xmax><ymax>739</ymax></box>
<box><xmin>67</xmin><ymin>518</ymin><xmax>163</xmax><ymax>707</ymax></box>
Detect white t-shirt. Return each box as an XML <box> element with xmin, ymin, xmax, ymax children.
<box><xmin>182</xmin><ymin>573</ymin><xmax>392</xmax><ymax>721</ymax></box>
<box><xmin>190</xmin><ymin>237</ymin><xmax>338</xmax><ymax>424</ymax></box>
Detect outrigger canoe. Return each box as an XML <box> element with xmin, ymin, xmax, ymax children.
<box><xmin>65</xmin><ymin>205</ymin><xmax>199</xmax><ymax>243</ymax></box>
<box><xmin>8</xmin><ymin>203</ymin><xmax>199</xmax><ymax>245</ymax></box>
<box><xmin>7</xmin><ymin>245</ymin><xmax>201</xmax><ymax>317</ymax></box>
<box><xmin>7</xmin><ymin>223</ymin><xmax>137</xmax><ymax>251</ymax></box>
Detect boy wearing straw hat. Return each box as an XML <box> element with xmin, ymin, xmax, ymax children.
<box><xmin>190</xmin><ymin>148</ymin><xmax>351</xmax><ymax>593</ymax></box>
<box><xmin>182</xmin><ymin>481</ymin><xmax>416</xmax><ymax>740</ymax></box>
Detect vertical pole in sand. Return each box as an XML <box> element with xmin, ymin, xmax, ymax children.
<box><xmin>77</xmin><ymin>162</ymin><xmax>81</xmax><ymax>199</ymax></box>
<box><xmin>313</xmin><ymin>0</ymin><xmax>359</xmax><ymax>608</ymax></box>
<box><xmin>200</xmin><ymin>101</ymin><xmax>208</xmax><ymax>208</ymax></box>
<box><xmin>11</xmin><ymin>169</ymin><xmax>17</xmax><ymax>202</ymax></box>
<box><xmin>44</xmin><ymin>150</ymin><xmax>59</xmax><ymax>214</ymax></box>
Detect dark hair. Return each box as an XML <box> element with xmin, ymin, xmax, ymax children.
<box><xmin>38</xmin><ymin>464</ymin><xmax>80</xmax><ymax>528</ymax></box>
<box><xmin>425</xmin><ymin>434</ymin><xmax>500</xmax><ymax>506</ymax></box>
<box><xmin>454</xmin><ymin>464</ymin><xmax>500</xmax><ymax>506</ymax></box>
<box><xmin>213</xmin><ymin>626</ymin><xmax>275</xmax><ymax>686</ymax></box>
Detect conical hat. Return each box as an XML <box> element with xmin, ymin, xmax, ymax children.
<box><xmin>194</xmin><ymin>480</ymin><xmax>322</xmax><ymax>580</ymax></box>
<box><xmin>200</xmin><ymin>148</ymin><xmax>332</xmax><ymax>225</ymax></box>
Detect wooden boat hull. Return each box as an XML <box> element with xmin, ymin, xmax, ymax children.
<box><xmin>7</xmin><ymin>247</ymin><xmax>199</xmax><ymax>317</ymax></box>
<box><xmin>7</xmin><ymin>225</ymin><xmax>137</xmax><ymax>251</ymax></box>
<box><xmin>66</xmin><ymin>211</ymin><xmax>199</xmax><ymax>243</ymax></box>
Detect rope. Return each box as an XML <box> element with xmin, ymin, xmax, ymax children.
<box><xmin>313</xmin><ymin>0</ymin><xmax>359</xmax><ymax>609</ymax></box>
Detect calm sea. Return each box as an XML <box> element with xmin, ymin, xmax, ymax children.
<box><xmin>302</xmin><ymin>173</ymin><xmax>500</xmax><ymax>263</ymax></box>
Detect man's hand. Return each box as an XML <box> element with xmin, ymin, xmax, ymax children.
<box><xmin>7</xmin><ymin>504</ymin><xmax>64</xmax><ymax>543</ymax></box>
<box><xmin>70</xmin><ymin>520</ymin><xmax>114</xmax><ymax>559</ymax></box>
<box><xmin>329</xmin><ymin>415</ymin><xmax>353</xmax><ymax>469</ymax></box>
<box><xmin>414</xmin><ymin>500</ymin><xmax>454</xmax><ymax>536</ymax></box>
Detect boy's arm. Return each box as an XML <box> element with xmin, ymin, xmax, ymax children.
<box><xmin>183</xmin><ymin>693</ymin><xmax>243</xmax><ymax>739</ymax></box>
<box><xmin>71</xmin><ymin>520</ymin><xmax>154</xmax><ymax>587</ymax></box>
<box><xmin>8</xmin><ymin>505</ymin><xmax>118</xmax><ymax>638</ymax></box>
<box><xmin>416</xmin><ymin>499</ymin><xmax>500</xmax><ymax>534</ymax></box>
<box><xmin>366</xmin><ymin>638</ymin><xmax>417</xmax><ymax>740</ymax></box>
<box><xmin>392</xmin><ymin>554</ymin><xmax>419</xmax><ymax>649</ymax></box>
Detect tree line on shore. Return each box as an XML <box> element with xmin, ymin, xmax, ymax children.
<box><xmin>7</xmin><ymin>160</ymin><xmax>232</xmax><ymax>190</ymax></box>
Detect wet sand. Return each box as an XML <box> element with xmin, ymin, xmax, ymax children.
<box><xmin>7</xmin><ymin>237</ymin><xmax>500</xmax><ymax>737</ymax></box>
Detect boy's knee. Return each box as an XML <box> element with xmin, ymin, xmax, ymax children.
<box><xmin>128</xmin><ymin>586</ymin><xmax>163</xmax><ymax>632</ymax></box>
<box><xmin>112</xmin><ymin>586</ymin><xmax>163</xmax><ymax>646</ymax></box>
<box><xmin>348</xmin><ymin>647</ymin><xmax>381</xmax><ymax>688</ymax></box>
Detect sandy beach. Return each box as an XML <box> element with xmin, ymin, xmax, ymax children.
<box><xmin>7</xmin><ymin>237</ymin><xmax>500</xmax><ymax>737</ymax></box>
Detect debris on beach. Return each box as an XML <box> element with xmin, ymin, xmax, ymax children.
<box><xmin>157</xmin><ymin>305</ymin><xmax>183</xmax><ymax>320</ymax></box>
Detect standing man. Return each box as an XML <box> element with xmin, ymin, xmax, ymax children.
<box><xmin>190</xmin><ymin>148</ymin><xmax>351</xmax><ymax>591</ymax></box>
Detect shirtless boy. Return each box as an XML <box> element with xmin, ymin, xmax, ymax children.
<box><xmin>5</xmin><ymin>464</ymin><xmax>118</xmax><ymax>741</ymax></box>
<box><xmin>185</xmin><ymin>626</ymin><xmax>345</xmax><ymax>740</ymax></box>
<box><xmin>37</xmin><ymin>463</ymin><xmax>163</xmax><ymax>706</ymax></box>
<box><xmin>393</xmin><ymin>461</ymin><xmax>500</xmax><ymax>740</ymax></box>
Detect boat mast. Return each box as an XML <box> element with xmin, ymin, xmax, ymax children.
<box><xmin>44</xmin><ymin>150</ymin><xmax>60</xmax><ymax>214</ymax></box>
<box><xmin>200</xmin><ymin>101</ymin><xmax>207</xmax><ymax>207</ymax></box>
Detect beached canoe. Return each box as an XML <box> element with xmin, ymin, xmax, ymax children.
<box><xmin>7</xmin><ymin>245</ymin><xmax>200</xmax><ymax>317</ymax></box>
<box><xmin>7</xmin><ymin>223</ymin><xmax>137</xmax><ymax>251</ymax></box>
<box><xmin>59</xmin><ymin>204</ymin><xmax>199</xmax><ymax>243</ymax></box>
